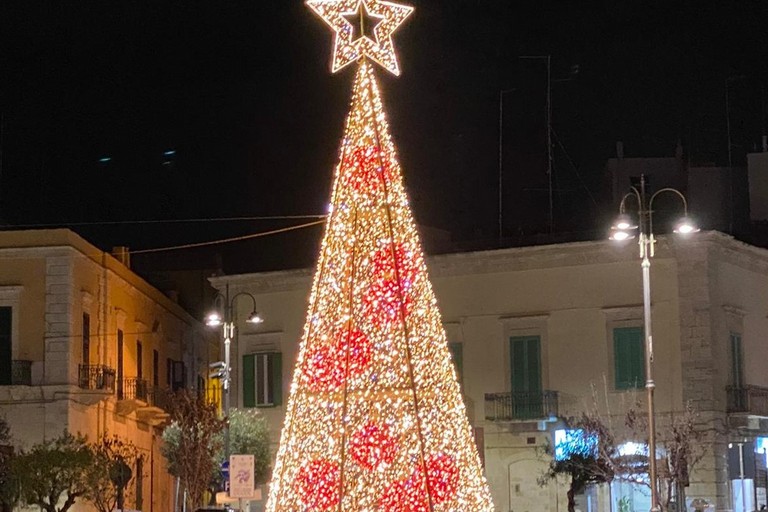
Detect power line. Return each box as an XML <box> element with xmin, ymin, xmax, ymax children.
<box><xmin>1</xmin><ymin>214</ymin><xmax>327</xmax><ymax>230</ymax></box>
<box><xmin>129</xmin><ymin>219</ymin><xmax>326</xmax><ymax>255</ymax></box>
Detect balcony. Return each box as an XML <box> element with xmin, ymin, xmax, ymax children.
<box><xmin>135</xmin><ymin>386</ymin><xmax>172</xmax><ymax>425</ymax></box>
<box><xmin>78</xmin><ymin>364</ymin><xmax>116</xmax><ymax>393</ymax></box>
<box><xmin>727</xmin><ymin>385</ymin><xmax>768</xmax><ymax>418</ymax></box>
<box><xmin>119</xmin><ymin>377</ymin><xmax>149</xmax><ymax>401</ymax></box>
<box><xmin>11</xmin><ymin>360</ymin><xmax>32</xmax><ymax>385</ymax></box>
<box><xmin>484</xmin><ymin>390</ymin><xmax>559</xmax><ymax>422</ymax></box>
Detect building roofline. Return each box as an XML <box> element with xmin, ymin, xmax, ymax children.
<box><xmin>0</xmin><ymin>228</ymin><xmax>205</xmax><ymax>327</ymax></box>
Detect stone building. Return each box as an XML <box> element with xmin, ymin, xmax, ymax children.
<box><xmin>211</xmin><ymin>230</ymin><xmax>768</xmax><ymax>512</ymax></box>
<box><xmin>0</xmin><ymin>229</ymin><xmax>218</xmax><ymax>512</ymax></box>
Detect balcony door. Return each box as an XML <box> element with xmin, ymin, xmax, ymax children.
<box><xmin>0</xmin><ymin>307</ymin><xmax>10</xmax><ymax>385</ymax></box>
<box><xmin>510</xmin><ymin>336</ymin><xmax>542</xmax><ymax>420</ymax></box>
<box><xmin>117</xmin><ymin>330</ymin><xmax>124</xmax><ymax>398</ymax></box>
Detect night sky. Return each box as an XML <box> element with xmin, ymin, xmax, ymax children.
<box><xmin>1</xmin><ymin>1</ymin><xmax>767</xmax><ymax>271</ymax></box>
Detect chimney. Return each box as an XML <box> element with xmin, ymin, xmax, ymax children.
<box><xmin>616</xmin><ymin>141</ymin><xmax>624</xmax><ymax>159</ymax></box>
<box><xmin>111</xmin><ymin>246</ymin><xmax>131</xmax><ymax>268</ymax></box>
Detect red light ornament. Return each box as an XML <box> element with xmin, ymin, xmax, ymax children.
<box><xmin>349</xmin><ymin>422</ymin><xmax>397</xmax><ymax>471</ymax></box>
<box><xmin>295</xmin><ymin>459</ymin><xmax>341</xmax><ymax>510</ymax></box>
<box><xmin>305</xmin><ymin>328</ymin><xmax>373</xmax><ymax>392</ymax></box>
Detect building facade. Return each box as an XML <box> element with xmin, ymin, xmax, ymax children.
<box><xmin>0</xmin><ymin>229</ymin><xmax>218</xmax><ymax>512</ymax></box>
<box><xmin>212</xmin><ymin>231</ymin><xmax>768</xmax><ymax>512</ymax></box>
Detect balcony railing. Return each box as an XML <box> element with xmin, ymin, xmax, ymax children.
<box><xmin>78</xmin><ymin>364</ymin><xmax>116</xmax><ymax>393</ymax></box>
<box><xmin>147</xmin><ymin>386</ymin><xmax>175</xmax><ymax>412</ymax></box>
<box><xmin>11</xmin><ymin>360</ymin><xmax>32</xmax><ymax>385</ymax></box>
<box><xmin>727</xmin><ymin>385</ymin><xmax>768</xmax><ymax>417</ymax></box>
<box><xmin>484</xmin><ymin>390</ymin><xmax>559</xmax><ymax>422</ymax></box>
<box><xmin>120</xmin><ymin>377</ymin><xmax>149</xmax><ymax>402</ymax></box>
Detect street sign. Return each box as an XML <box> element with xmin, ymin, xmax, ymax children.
<box><xmin>209</xmin><ymin>361</ymin><xmax>227</xmax><ymax>380</ymax></box>
<box><xmin>229</xmin><ymin>454</ymin><xmax>255</xmax><ymax>499</ymax></box>
<box><xmin>221</xmin><ymin>460</ymin><xmax>230</xmax><ymax>492</ymax></box>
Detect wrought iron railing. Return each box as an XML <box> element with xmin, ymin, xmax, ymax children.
<box><xmin>727</xmin><ymin>385</ymin><xmax>768</xmax><ymax>417</ymax></box>
<box><xmin>78</xmin><ymin>364</ymin><xmax>116</xmax><ymax>393</ymax></box>
<box><xmin>11</xmin><ymin>360</ymin><xmax>32</xmax><ymax>385</ymax></box>
<box><xmin>484</xmin><ymin>390</ymin><xmax>559</xmax><ymax>421</ymax></box>
<box><xmin>120</xmin><ymin>377</ymin><xmax>149</xmax><ymax>402</ymax></box>
<box><xmin>147</xmin><ymin>386</ymin><xmax>174</xmax><ymax>411</ymax></box>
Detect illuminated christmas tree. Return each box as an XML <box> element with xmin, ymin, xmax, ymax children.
<box><xmin>265</xmin><ymin>1</ymin><xmax>495</xmax><ymax>510</ymax></box>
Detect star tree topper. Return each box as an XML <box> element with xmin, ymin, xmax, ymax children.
<box><xmin>306</xmin><ymin>0</ymin><xmax>414</xmax><ymax>76</ymax></box>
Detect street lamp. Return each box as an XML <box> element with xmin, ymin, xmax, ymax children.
<box><xmin>206</xmin><ymin>283</ymin><xmax>264</xmax><ymax>464</ymax></box>
<box><xmin>609</xmin><ymin>174</ymin><xmax>699</xmax><ymax>512</ymax></box>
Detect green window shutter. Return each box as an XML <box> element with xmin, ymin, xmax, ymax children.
<box><xmin>510</xmin><ymin>336</ymin><xmax>541</xmax><ymax>394</ymax></box>
<box><xmin>242</xmin><ymin>354</ymin><xmax>255</xmax><ymax>408</ymax></box>
<box><xmin>614</xmin><ymin>327</ymin><xmax>644</xmax><ymax>389</ymax></box>
<box><xmin>448</xmin><ymin>342</ymin><xmax>463</xmax><ymax>385</ymax></box>
<box><xmin>730</xmin><ymin>333</ymin><xmax>743</xmax><ymax>387</ymax></box>
<box><xmin>270</xmin><ymin>353</ymin><xmax>283</xmax><ymax>406</ymax></box>
<box><xmin>0</xmin><ymin>307</ymin><xmax>10</xmax><ymax>386</ymax></box>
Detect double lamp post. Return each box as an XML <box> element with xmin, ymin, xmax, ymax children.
<box><xmin>206</xmin><ymin>284</ymin><xmax>264</xmax><ymax>463</ymax></box>
<box><xmin>610</xmin><ymin>174</ymin><xmax>698</xmax><ymax>512</ymax></box>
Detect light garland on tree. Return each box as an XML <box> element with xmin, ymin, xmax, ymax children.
<box><xmin>265</xmin><ymin>1</ymin><xmax>495</xmax><ymax>510</ymax></box>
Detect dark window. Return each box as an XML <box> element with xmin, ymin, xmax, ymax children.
<box><xmin>117</xmin><ymin>330</ymin><xmax>124</xmax><ymax>398</ymax></box>
<box><xmin>136</xmin><ymin>341</ymin><xmax>143</xmax><ymax>380</ymax></box>
<box><xmin>82</xmin><ymin>313</ymin><xmax>90</xmax><ymax>365</ymax></box>
<box><xmin>242</xmin><ymin>353</ymin><xmax>282</xmax><ymax>407</ymax></box>
<box><xmin>730</xmin><ymin>332</ymin><xmax>744</xmax><ymax>387</ymax></box>
<box><xmin>0</xmin><ymin>307</ymin><xmax>11</xmax><ymax>386</ymax></box>
<box><xmin>614</xmin><ymin>327</ymin><xmax>644</xmax><ymax>390</ymax></box>
<box><xmin>166</xmin><ymin>358</ymin><xmax>172</xmax><ymax>387</ymax></box>
<box><xmin>172</xmin><ymin>360</ymin><xmax>186</xmax><ymax>391</ymax></box>
<box><xmin>153</xmin><ymin>350</ymin><xmax>159</xmax><ymax>387</ymax></box>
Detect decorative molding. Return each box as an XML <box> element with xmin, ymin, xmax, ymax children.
<box><xmin>240</xmin><ymin>331</ymin><xmax>283</xmax><ymax>354</ymax></box>
<box><xmin>0</xmin><ymin>285</ymin><xmax>23</xmax><ymax>302</ymax></box>
<box><xmin>601</xmin><ymin>305</ymin><xmax>643</xmax><ymax>322</ymax></box>
<box><xmin>81</xmin><ymin>290</ymin><xmax>94</xmax><ymax>310</ymax></box>
<box><xmin>721</xmin><ymin>304</ymin><xmax>746</xmax><ymax>318</ymax></box>
<box><xmin>498</xmin><ymin>314</ymin><xmax>550</xmax><ymax>330</ymax></box>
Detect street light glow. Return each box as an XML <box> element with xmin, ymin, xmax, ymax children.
<box><xmin>205</xmin><ymin>312</ymin><xmax>223</xmax><ymax>327</ymax></box>
<box><xmin>609</xmin><ymin>230</ymin><xmax>633</xmax><ymax>241</ymax></box>
<box><xmin>673</xmin><ymin>216</ymin><xmax>700</xmax><ymax>235</ymax></box>
<box><xmin>246</xmin><ymin>311</ymin><xmax>264</xmax><ymax>324</ymax></box>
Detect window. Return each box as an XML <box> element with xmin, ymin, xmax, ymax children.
<box><xmin>136</xmin><ymin>341</ymin><xmax>143</xmax><ymax>380</ymax></box>
<box><xmin>448</xmin><ymin>342</ymin><xmax>463</xmax><ymax>385</ymax></box>
<box><xmin>243</xmin><ymin>353</ymin><xmax>282</xmax><ymax>407</ymax></box>
<box><xmin>82</xmin><ymin>313</ymin><xmax>90</xmax><ymax>365</ymax></box>
<box><xmin>166</xmin><ymin>358</ymin><xmax>172</xmax><ymax>387</ymax></box>
<box><xmin>510</xmin><ymin>336</ymin><xmax>541</xmax><ymax>394</ymax></box>
<box><xmin>117</xmin><ymin>329</ymin><xmax>124</xmax><ymax>398</ymax></box>
<box><xmin>730</xmin><ymin>332</ymin><xmax>744</xmax><ymax>387</ymax></box>
<box><xmin>172</xmin><ymin>360</ymin><xmax>186</xmax><ymax>391</ymax></box>
<box><xmin>613</xmin><ymin>327</ymin><xmax>644</xmax><ymax>390</ymax></box>
<box><xmin>153</xmin><ymin>350</ymin><xmax>159</xmax><ymax>387</ymax></box>
<box><xmin>0</xmin><ymin>307</ymin><xmax>11</xmax><ymax>386</ymax></box>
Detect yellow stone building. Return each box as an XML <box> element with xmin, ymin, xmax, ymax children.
<box><xmin>0</xmin><ymin>229</ymin><xmax>219</xmax><ymax>512</ymax></box>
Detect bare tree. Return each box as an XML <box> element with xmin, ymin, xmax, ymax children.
<box><xmin>161</xmin><ymin>389</ymin><xmax>226</xmax><ymax>510</ymax></box>
<box><xmin>85</xmin><ymin>434</ymin><xmax>141</xmax><ymax>512</ymax></box>
<box><xmin>627</xmin><ymin>401</ymin><xmax>705</xmax><ymax>510</ymax></box>
<box><xmin>541</xmin><ymin>382</ymin><xmax>706</xmax><ymax>512</ymax></box>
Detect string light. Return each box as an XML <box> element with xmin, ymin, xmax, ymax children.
<box><xmin>266</xmin><ymin>2</ymin><xmax>494</xmax><ymax>510</ymax></box>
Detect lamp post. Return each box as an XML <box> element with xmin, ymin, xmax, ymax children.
<box><xmin>206</xmin><ymin>283</ymin><xmax>264</xmax><ymax>463</ymax></box>
<box><xmin>609</xmin><ymin>174</ymin><xmax>699</xmax><ymax>512</ymax></box>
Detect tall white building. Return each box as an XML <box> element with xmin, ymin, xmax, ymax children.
<box><xmin>212</xmin><ymin>231</ymin><xmax>768</xmax><ymax>511</ymax></box>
